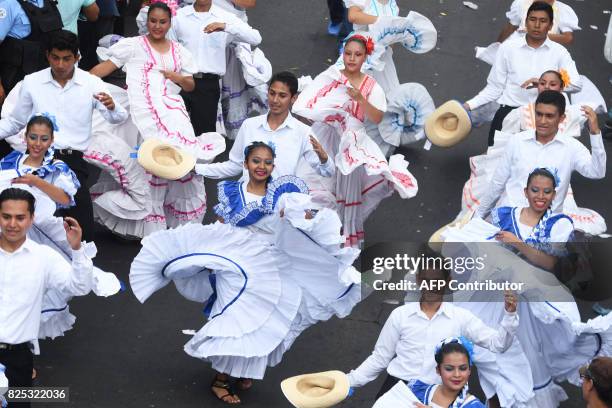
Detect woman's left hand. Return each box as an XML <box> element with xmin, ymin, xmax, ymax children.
<box><xmin>309</xmin><ymin>135</ymin><xmax>328</xmax><ymax>163</ymax></box>
<box><xmin>495</xmin><ymin>231</ymin><xmax>522</xmax><ymax>244</ymax></box>
<box><xmin>347</xmin><ymin>87</ymin><xmax>365</xmax><ymax>104</ymax></box>
<box><xmin>161</xmin><ymin>70</ymin><xmax>183</xmax><ymax>85</ymax></box>
<box><xmin>12</xmin><ymin>174</ymin><xmax>41</xmax><ymax>187</ymax></box>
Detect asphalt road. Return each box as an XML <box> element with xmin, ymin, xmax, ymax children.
<box><xmin>32</xmin><ymin>0</ymin><xmax>612</xmax><ymax>407</ymax></box>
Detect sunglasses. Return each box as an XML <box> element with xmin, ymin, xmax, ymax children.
<box><xmin>27</xmin><ymin>133</ymin><xmax>52</xmax><ymax>143</ymax></box>
<box><xmin>579</xmin><ymin>365</ymin><xmax>594</xmax><ymax>386</ymax></box>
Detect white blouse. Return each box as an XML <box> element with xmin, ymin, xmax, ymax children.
<box><xmin>108</xmin><ymin>36</ymin><xmax>197</xmax><ymax>76</ymax></box>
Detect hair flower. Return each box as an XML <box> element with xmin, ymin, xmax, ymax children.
<box><xmin>558</xmin><ymin>69</ymin><xmax>570</xmax><ymax>89</ymax></box>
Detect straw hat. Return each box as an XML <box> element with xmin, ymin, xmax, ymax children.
<box><xmin>280</xmin><ymin>371</ymin><xmax>350</xmax><ymax>408</ymax></box>
<box><xmin>137</xmin><ymin>139</ymin><xmax>195</xmax><ymax>180</ymax></box>
<box><xmin>424</xmin><ymin>100</ymin><xmax>472</xmax><ymax>147</ymax></box>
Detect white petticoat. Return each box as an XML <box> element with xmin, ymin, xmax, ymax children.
<box><xmin>28</xmin><ymin>216</ymin><xmax>122</xmax><ymax>340</ymax></box>
<box><xmin>87</xmin><ymin>83</ymin><xmax>225</xmax><ymax>238</ymax></box>
<box><xmin>130</xmin><ymin>222</ymin><xmax>302</xmax><ymax>379</ymax></box>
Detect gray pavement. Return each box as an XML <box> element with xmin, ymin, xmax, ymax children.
<box><xmin>34</xmin><ymin>0</ymin><xmax>612</xmax><ymax>407</ymax></box>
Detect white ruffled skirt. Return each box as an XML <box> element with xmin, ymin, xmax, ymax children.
<box><xmin>29</xmin><ymin>216</ymin><xmax>123</xmax><ymax>340</ymax></box>
<box><xmin>130</xmin><ymin>201</ymin><xmax>364</xmax><ymax>378</ymax></box>
<box><xmin>298</xmin><ymin>123</ymin><xmax>418</xmax><ymax>247</ymax></box>
<box><xmin>221</xmin><ymin>43</ymin><xmax>271</xmax><ymax>140</ymax></box>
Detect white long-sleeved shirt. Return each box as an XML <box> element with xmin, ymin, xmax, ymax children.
<box><xmin>476</xmin><ymin>130</ymin><xmax>606</xmax><ymax>218</ymax></box>
<box><xmin>168</xmin><ymin>4</ymin><xmax>261</xmax><ymax>76</ymax></box>
<box><xmin>0</xmin><ymin>238</ymin><xmax>93</xmax><ymax>344</ymax></box>
<box><xmin>466</xmin><ymin>36</ymin><xmax>581</xmax><ymax>109</ymax></box>
<box><xmin>347</xmin><ymin>302</ymin><xmax>518</xmax><ymax>387</ymax></box>
<box><xmin>0</xmin><ymin>68</ymin><xmax>128</xmax><ymax>151</ymax></box>
<box><xmin>195</xmin><ymin>113</ymin><xmax>335</xmax><ymax>180</ymax></box>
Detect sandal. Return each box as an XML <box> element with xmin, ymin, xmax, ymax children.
<box><xmin>236</xmin><ymin>378</ymin><xmax>253</xmax><ymax>391</ymax></box>
<box><xmin>211</xmin><ymin>377</ymin><xmax>241</xmax><ymax>404</ymax></box>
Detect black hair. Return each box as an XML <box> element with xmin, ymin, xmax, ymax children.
<box><xmin>269</xmin><ymin>71</ymin><xmax>298</xmax><ymax>97</ymax></box>
<box><xmin>0</xmin><ymin>188</ymin><xmax>35</xmax><ymax>215</ymax></box>
<box><xmin>48</xmin><ymin>30</ymin><xmax>79</xmax><ymax>56</ymax></box>
<box><xmin>148</xmin><ymin>2</ymin><xmax>172</xmax><ymax>19</ymax></box>
<box><xmin>535</xmin><ymin>90</ymin><xmax>566</xmax><ymax>116</ymax></box>
<box><xmin>345</xmin><ymin>36</ymin><xmax>368</xmax><ymax>51</ymax></box>
<box><xmin>26</xmin><ymin>115</ymin><xmax>54</xmax><ymax>137</ymax></box>
<box><xmin>586</xmin><ymin>358</ymin><xmax>612</xmax><ymax>405</ymax></box>
<box><xmin>415</xmin><ymin>244</ymin><xmax>451</xmax><ymax>280</ymax></box>
<box><xmin>244</xmin><ymin>142</ymin><xmax>276</xmax><ymax>161</ymax></box>
<box><xmin>540</xmin><ymin>70</ymin><xmax>565</xmax><ymax>88</ymax></box>
<box><xmin>526</xmin><ymin>1</ymin><xmax>554</xmax><ymax>25</ymax></box>
<box><xmin>527</xmin><ymin>168</ymin><xmax>557</xmax><ymax>189</ymax></box>
<box><xmin>435</xmin><ymin>342</ymin><xmax>471</xmax><ymax>367</ymax></box>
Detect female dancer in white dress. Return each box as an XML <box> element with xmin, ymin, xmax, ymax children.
<box><xmin>294</xmin><ymin>34</ymin><xmax>418</xmax><ymax>247</ymax></box>
<box><xmin>0</xmin><ymin>115</ymin><xmax>121</xmax><ymax>341</ymax></box>
<box><xmin>445</xmin><ymin>169</ymin><xmax>612</xmax><ymax>408</ymax></box>
<box><xmin>130</xmin><ymin>142</ymin><xmax>361</xmax><ymax>404</ymax></box>
<box><xmin>90</xmin><ymin>2</ymin><xmax>225</xmax><ymax>238</ymax></box>
<box><xmin>458</xmin><ymin>70</ymin><xmax>606</xmax><ymax>236</ymax></box>
<box><xmin>374</xmin><ymin>337</ymin><xmax>487</xmax><ymax>408</ymax></box>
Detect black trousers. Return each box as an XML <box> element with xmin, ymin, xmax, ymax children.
<box><xmin>53</xmin><ymin>151</ymin><xmax>95</xmax><ymax>242</ymax></box>
<box><xmin>77</xmin><ymin>17</ymin><xmax>116</xmax><ymax>71</ymax></box>
<box><xmin>375</xmin><ymin>374</ymin><xmax>404</xmax><ymax>399</ymax></box>
<box><xmin>327</xmin><ymin>0</ymin><xmax>345</xmax><ymax>24</ymax></box>
<box><xmin>182</xmin><ymin>75</ymin><xmax>220</xmax><ymax>135</ymax></box>
<box><xmin>488</xmin><ymin>105</ymin><xmax>518</xmax><ymax>146</ymax></box>
<box><xmin>0</xmin><ymin>140</ymin><xmax>13</xmax><ymax>161</ymax></box>
<box><xmin>0</xmin><ymin>346</ymin><xmax>33</xmax><ymax>408</ymax></box>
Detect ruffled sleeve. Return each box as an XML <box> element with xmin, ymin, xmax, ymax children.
<box><xmin>262</xmin><ymin>175</ymin><xmax>309</xmax><ymax>213</ymax></box>
<box><xmin>548</xmin><ymin>215</ymin><xmax>574</xmax><ymax>244</ymax></box>
<box><xmin>47</xmin><ymin>160</ymin><xmax>81</xmax><ymax>208</ymax></box>
<box><xmin>343</xmin><ymin>0</ymin><xmax>368</xmax><ymax>9</ymax></box>
<box><xmin>213</xmin><ymin>180</ymin><xmax>243</xmax><ymax>222</ymax></box>
<box><xmin>505</xmin><ymin>0</ymin><xmax>523</xmax><ymax>27</ymax></box>
<box><xmin>557</xmin><ymin>2</ymin><xmax>580</xmax><ymax>33</ymax></box>
<box><xmin>407</xmin><ymin>380</ymin><xmax>435</xmax><ymax>403</ymax></box>
<box><xmin>368</xmin><ymin>81</ymin><xmax>387</xmax><ymax>112</ymax></box>
<box><xmin>490</xmin><ymin>206</ymin><xmax>514</xmax><ymax>232</ymax></box>
<box><xmin>176</xmin><ymin>42</ymin><xmax>198</xmax><ymax>75</ymax></box>
<box><xmin>108</xmin><ymin>36</ymin><xmax>137</xmax><ymax>68</ymax></box>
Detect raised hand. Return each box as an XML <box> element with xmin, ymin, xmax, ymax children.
<box><xmin>63</xmin><ymin>217</ymin><xmax>83</xmax><ymax>250</ymax></box>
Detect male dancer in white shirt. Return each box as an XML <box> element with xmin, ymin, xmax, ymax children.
<box><xmin>196</xmin><ymin>71</ymin><xmax>334</xmax><ymax>180</ymax></box>
<box><xmin>476</xmin><ymin>90</ymin><xmax>605</xmax><ymax>219</ymax></box>
<box><xmin>464</xmin><ymin>1</ymin><xmax>581</xmax><ymax>146</ymax></box>
<box><xmin>0</xmin><ymin>188</ymin><xmax>93</xmax><ymax>407</ymax></box>
<box><xmin>170</xmin><ymin>0</ymin><xmax>261</xmax><ymax>134</ymax></box>
<box><xmin>0</xmin><ymin>30</ymin><xmax>128</xmax><ymax>241</ymax></box>
<box><xmin>347</xmin><ymin>247</ymin><xmax>518</xmax><ymax>408</ymax></box>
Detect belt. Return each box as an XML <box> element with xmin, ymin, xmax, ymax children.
<box><xmin>193</xmin><ymin>73</ymin><xmax>220</xmax><ymax>80</ymax></box>
<box><xmin>0</xmin><ymin>342</ymin><xmax>30</xmax><ymax>351</ymax></box>
<box><xmin>55</xmin><ymin>148</ymin><xmax>83</xmax><ymax>157</ymax></box>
